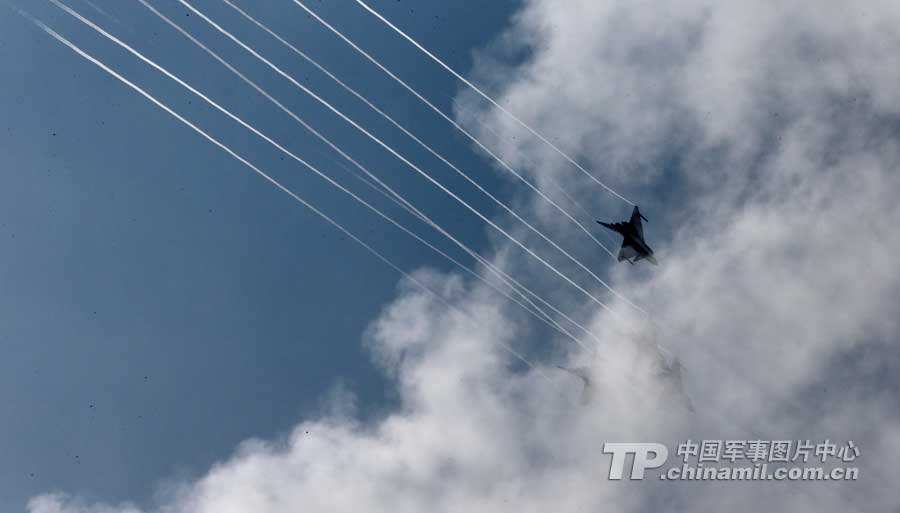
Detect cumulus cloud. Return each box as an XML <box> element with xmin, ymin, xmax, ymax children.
<box><xmin>32</xmin><ymin>0</ymin><xmax>900</xmax><ymax>511</ymax></box>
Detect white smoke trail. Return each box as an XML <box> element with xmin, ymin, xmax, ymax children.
<box><xmin>323</xmin><ymin>155</ymin><xmax>590</xmax><ymax>345</ymax></box>
<box><xmin>221</xmin><ymin>0</ymin><xmax>616</xmax><ymax>260</ymax></box>
<box><xmin>23</xmin><ymin>12</ymin><xmax>547</xmax><ymax>376</ymax></box>
<box><xmin>82</xmin><ymin>0</ymin><xmax>119</xmax><ymax>24</ymax></box>
<box><xmin>453</xmin><ymin>95</ymin><xmax>613</xmax><ymax>241</ymax></box>
<box><xmin>215</xmin><ymin>0</ymin><xmax>631</xmax><ymax>337</ymax></box>
<box><xmin>353</xmin><ymin>0</ymin><xmax>636</xmax><ymax>206</ymax></box>
<box><xmin>47</xmin><ymin>0</ymin><xmax>590</xmax><ymax>350</ymax></box>
<box><xmin>286</xmin><ymin>0</ymin><xmax>624</xmax><ymax>261</ymax></box>
<box><xmin>132</xmin><ymin>0</ymin><xmax>603</xmax><ymax>346</ymax></box>
<box><xmin>136</xmin><ymin>0</ymin><xmax>424</xmax><ymax>228</ymax></box>
<box><xmin>171</xmin><ymin>0</ymin><xmax>646</xmax><ymax>316</ymax></box>
<box><xmin>288</xmin><ymin>0</ymin><xmax>634</xmax><ymax>226</ymax></box>
<box><xmin>281</xmin><ymin>0</ymin><xmax>647</xmax><ymax>316</ymax></box>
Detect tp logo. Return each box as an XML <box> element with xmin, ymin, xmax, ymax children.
<box><xmin>603</xmin><ymin>443</ymin><xmax>669</xmax><ymax>480</ymax></box>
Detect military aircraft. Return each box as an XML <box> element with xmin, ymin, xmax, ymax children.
<box><xmin>597</xmin><ymin>206</ymin><xmax>657</xmax><ymax>265</ymax></box>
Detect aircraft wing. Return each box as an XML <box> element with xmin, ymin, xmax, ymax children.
<box><xmin>598</xmin><ymin>220</ymin><xmax>629</xmax><ymax>234</ymax></box>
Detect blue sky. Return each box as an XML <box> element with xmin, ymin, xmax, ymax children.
<box><xmin>0</xmin><ymin>1</ymin><xmax>521</xmax><ymax>509</ymax></box>
<box><xmin>6</xmin><ymin>0</ymin><xmax>900</xmax><ymax>512</ymax></box>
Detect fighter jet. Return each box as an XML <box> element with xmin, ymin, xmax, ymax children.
<box><xmin>597</xmin><ymin>206</ymin><xmax>657</xmax><ymax>265</ymax></box>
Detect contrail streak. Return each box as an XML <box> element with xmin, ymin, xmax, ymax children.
<box><xmin>287</xmin><ymin>0</ymin><xmax>622</xmax><ymax>261</ymax></box>
<box><xmin>454</xmin><ymin>96</ymin><xmax>607</xmax><ymax>229</ymax></box>
<box><xmin>457</xmin><ymin>98</ymin><xmax>602</xmax><ymax>223</ymax></box>
<box><xmin>58</xmin><ymin>0</ymin><xmax>622</xmax><ymax>347</ymax></box>
<box><xmin>353</xmin><ymin>0</ymin><xmax>635</xmax><ymax>206</ymax></box>
<box><xmin>83</xmin><ymin>0</ymin><xmax>119</xmax><ymax>24</ymax></box>
<box><xmin>215</xmin><ymin>1</ymin><xmax>631</xmax><ymax>317</ymax></box>
<box><xmin>136</xmin><ymin>0</ymin><xmax>423</xmax><ymax>233</ymax></box>
<box><xmin>222</xmin><ymin>0</ymin><xmax>615</xmax><ymax>260</ymax></box>
<box><xmin>24</xmin><ymin>11</ymin><xmax>547</xmax><ymax>376</ymax></box>
<box><xmin>326</xmin><ymin>155</ymin><xmax>429</xmax><ymax>223</ymax></box>
<box><xmin>282</xmin><ymin>0</ymin><xmax>645</xmax><ymax>315</ymax></box>
<box><xmin>49</xmin><ymin>0</ymin><xmax>586</xmax><ymax>349</ymax></box>
<box><xmin>131</xmin><ymin>0</ymin><xmax>602</xmax><ymax>344</ymax></box>
<box><xmin>340</xmin><ymin>156</ymin><xmax>602</xmax><ymax>347</ymax></box>
<box><xmin>331</xmin><ymin>151</ymin><xmax>606</xmax><ymax>347</ymax></box>
<box><xmin>170</xmin><ymin>0</ymin><xmax>645</xmax><ymax>316</ymax></box>
<box><xmin>214</xmin><ymin>0</ymin><xmax>631</xmax><ymax>332</ymax></box>
<box><xmin>324</xmin><ymin>154</ymin><xmax>579</xmax><ymax>342</ymax></box>
<box><xmin>47</xmin><ymin>0</ymin><xmax>590</xmax><ymax>349</ymax></box>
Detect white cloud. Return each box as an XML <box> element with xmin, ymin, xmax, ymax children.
<box><xmin>31</xmin><ymin>0</ymin><xmax>900</xmax><ymax>511</ymax></box>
